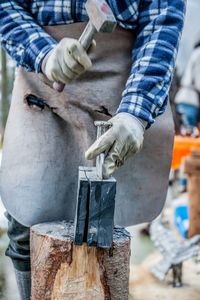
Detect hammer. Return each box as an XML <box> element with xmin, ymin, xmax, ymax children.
<box><xmin>53</xmin><ymin>0</ymin><xmax>117</xmax><ymax>92</ymax></box>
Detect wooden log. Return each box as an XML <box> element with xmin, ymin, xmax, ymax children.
<box><xmin>184</xmin><ymin>149</ymin><xmax>200</xmax><ymax>238</ymax></box>
<box><xmin>30</xmin><ymin>222</ymin><xmax>131</xmax><ymax>300</ymax></box>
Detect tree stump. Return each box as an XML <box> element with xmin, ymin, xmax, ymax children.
<box><xmin>184</xmin><ymin>149</ymin><xmax>200</xmax><ymax>238</ymax></box>
<box><xmin>30</xmin><ymin>222</ymin><xmax>131</xmax><ymax>300</ymax></box>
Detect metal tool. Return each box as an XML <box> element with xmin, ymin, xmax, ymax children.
<box><xmin>53</xmin><ymin>0</ymin><xmax>117</xmax><ymax>91</ymax></box>
<box><xmin>150</xmin><ymin>220</ymin><xmax>200</xmax><ymax>287</ymax></box>
<box><xmin>79</xmin><ymin>0</ymin><xmax>117</xmax><ymax>51</ymax></box>
<box><xmin>74</xmin><ymin>120</ymin><xmax>116</xmax><ymax>248</ymax></box>
<box><xmin>95</xmin><ymin>121</ymin><xmax>112</xmax><ymax>179</ymax></box>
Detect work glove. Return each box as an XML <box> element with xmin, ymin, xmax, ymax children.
<box><xmin>85</xmin><ymin>113</ymin><xmax>146</xmax><ymax>178</ymax></box>
<box><xmin>42</xmin><ymin>38</ymin><xmax>93</xmax><ymax>86</ymax></box>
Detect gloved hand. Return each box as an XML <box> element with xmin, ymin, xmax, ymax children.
<box><xmin>42</xmin><ymin>38</ymin><xmax>93</xmax><ymax>85</ymax></box>
<box><xmin>85</xmin><ymin>113</ymin><xmax>146</xmax><ymax>178</ymax></box>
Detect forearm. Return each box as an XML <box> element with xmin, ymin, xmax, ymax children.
<box><xmin>0</xmin><ymin>0</ymin><xmax>57</xmax><ymax>72</ymax></box>
<box><xmin>118</xmin><ymin>0</ymin><xmax>186</xmax><ymax>127</ymax></box>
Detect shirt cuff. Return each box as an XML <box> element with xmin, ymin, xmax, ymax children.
<box><xmin>117</xmin><ymin>94</ymin><xmax>162</xmax><ymax>128</ymax></box>
<box><xmin>22</xmin><ymin>36</ymin><xmax>57</xmax><ymax>73</ymax></box>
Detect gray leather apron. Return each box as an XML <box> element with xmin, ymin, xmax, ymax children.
<box><xmin>0</xmin><ymin>23</ymin><xmax>174</xmax><ymax>227</ymax></box>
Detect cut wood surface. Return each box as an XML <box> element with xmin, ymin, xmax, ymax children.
<box><xmin>187</xmin><ymin>176</ymin><xmax>200</xmax><ymax>238</ymax></box>
<box><xmin>30</xmin><ymin>222</ymin><xmax>131</xmax><ymax>300</ymax></box>
<box><xmin>184</xmin><ymin>149</ymin><xmax>200</xmax><ymax>237</ymax></box>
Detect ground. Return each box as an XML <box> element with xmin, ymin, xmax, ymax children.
<box><xmin>129</xmin><ymin>251</ymin><xmax>200</xmax><ymax>300</ymax></box>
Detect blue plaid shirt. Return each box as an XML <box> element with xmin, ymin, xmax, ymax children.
<box><xmin>0</xmin><ymin>0</ymin><xmax>185</xmax><ymax>126</ymax></box>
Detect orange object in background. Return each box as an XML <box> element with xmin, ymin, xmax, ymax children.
<box><xmin>171</xmin><ymin>136</ymin><xmax>200</xmax><ymax>170</ymax></box>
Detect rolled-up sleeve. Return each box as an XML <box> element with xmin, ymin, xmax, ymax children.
<box><xmin>117</xmin><ymin>0</ymin><xmax>186</xmax><ymax>127</ymax></box>
<box><xmin>0</xmin><ymin>0</ymin><xmax>57</xmax><ymax>72</ymax></box>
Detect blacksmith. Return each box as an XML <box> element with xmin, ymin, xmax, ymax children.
<box><xmin>0</xmin><ymin>1</ymin><xmax>185</xmax><ymax>299</ymax></box>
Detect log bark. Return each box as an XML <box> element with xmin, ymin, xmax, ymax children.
<box><xmin>184</xmin><ymin>149</ymin><xmax>200</xmax><ymax>238</ymax></box>
<box><xmin>30</xmin><ymin>222</ymin><xmax>131</xmax><ymax>300</ymax></box>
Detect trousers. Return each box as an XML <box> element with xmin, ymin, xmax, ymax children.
<box><xmin>5</xmin><ymin>212</ymin><xmax>30</xmax><ymax>272</ymax></box>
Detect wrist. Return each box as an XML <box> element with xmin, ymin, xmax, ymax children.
<box><xmin>41</xmin><ymin>48</ymin><xmax>54</xmax><ymax>74</ymax></box>
<box><xmin>117</xmin><ymin>112</ymin><xmax>147</xmax><ymax>131</ymax></box>
<box><xmin>134</xmin><ymin>116</ymin><xmax>147</xmax><ymax>131</ymax></box>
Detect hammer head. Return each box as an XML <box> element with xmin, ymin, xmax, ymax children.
<box><xmin>85</xmin><ymin>0</ymin><xmax>117</xmax><ymax>33</ymax></box>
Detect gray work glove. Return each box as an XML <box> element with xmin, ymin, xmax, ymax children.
<box><xmin>85</xmin><ymin>113</ymin><xmax>146</xmax><ymax>178</ymax></box>
<box><xmin>42</xmin><ymin>38</ymin><xmax>93</xmax><ymax>84</ymax></box>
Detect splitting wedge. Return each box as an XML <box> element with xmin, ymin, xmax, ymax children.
<box><xmin>74</xmin><ymin>121</ymin><xmax>117</xmax><ymax>248</ymax></box>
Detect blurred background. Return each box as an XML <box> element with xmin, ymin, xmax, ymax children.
<box><xmin>0</xmin><ymin>0</ymin><xmax>200</xmax><ymax>299</ymax></box>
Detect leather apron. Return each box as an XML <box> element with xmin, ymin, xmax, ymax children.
<box><xmin>0</xmin><ymin>23</ymin><xmax>174</xmax><ymax>227</ymax></box>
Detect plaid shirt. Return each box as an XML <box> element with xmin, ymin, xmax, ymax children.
<box><xmin>0</xmin><ymin>0</ymin><xmax>185</xmax><ymax>126</ymax></box>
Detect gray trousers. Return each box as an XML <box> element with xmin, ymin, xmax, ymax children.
<box><xmin>5</xmin><ymin>212</ymin><xmax>30</xmax><ymax>272</ymax></box>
